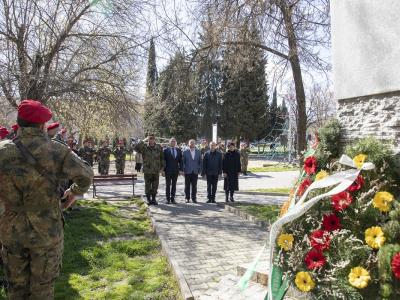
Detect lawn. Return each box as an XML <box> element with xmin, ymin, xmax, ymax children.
<box><xmin>231</xmin><ymin>203</ymin><xmax>281</xmax><ymax>223</ymax></box>
<box><xmin>248</xmin><ymin>165</ymin><xmax>299</xmax><ymax>172</ymax></box>
<box><xmin>245</xmin><ymin>187</ymin><xmax>291</xmax><ymax>194</ymax></box>
<box><xmin>0</xmin><ymin>199</ymin><xmax>181</xmax><ymax>300</ymax></box>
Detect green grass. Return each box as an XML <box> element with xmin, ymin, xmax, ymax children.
<box><xmin>245</xmin><ymin>187</ymin><xmax>291</xmax><ymax>194</ymax></box>
<box><xmin>232</xmin><ymin>203</ymin><xmax>281</xmax><ymax>223</ymax></box>
<box><xmin>248</xmin><ymin>165</ymin><xmax>299</xmax><ymax>172</ymax></box>
<box><xmin>0</xmin><ymin>200</ymin><xmax>181</xmax><ymax>300</ymax></box>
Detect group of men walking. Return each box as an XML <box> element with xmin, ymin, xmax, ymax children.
<box><xmin>134</xmin><ymin>135</ymin><xmax>247</xmax><ymax>205</ymax></box>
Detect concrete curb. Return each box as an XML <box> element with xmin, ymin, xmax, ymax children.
<box><xmin>216</xmin><ymin>202</ymin><xmax>272</xmax><ymax>229</ymax></box>
<box><xmin>235</xmin><ymin>191</ymin><xmax>289</xmax><ymax>197</ymax></box>
<box><xmin>143</xmin><ymin>197</ymin><xmax>194</xmax><ymax>300</ymax></box>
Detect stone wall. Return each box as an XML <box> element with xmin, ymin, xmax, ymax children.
<box><xmin>337</xmin><ymin>91</ymin><xmax>400</xmax><ymax>152</ymax></box>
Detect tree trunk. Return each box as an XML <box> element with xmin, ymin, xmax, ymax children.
<box><xmin>279</xmin><ymin>2</ymin><xmax>307</xmax><ymax>159</ymax></box>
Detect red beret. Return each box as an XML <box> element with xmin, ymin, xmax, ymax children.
<box><xmin>0</xmin><ymin>126</ymin><xmax>9</xmax><ymax>139</ymax></box>
<box><xmin>47</xmin><ymin>122</ymin><xmax>60</xmax><ymax>131</ymax></box>
<box><xmin>18</xmin><ymin>99</ymin><xmax>52</xmax><ymax>124</ymax></box>
<box><xmin>11</xmin><ymin>124</ymin><xmax>19</xmax><ymax>132</ymax></box>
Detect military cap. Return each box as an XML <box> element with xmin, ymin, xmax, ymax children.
<box><xmin>18</xmin><ymin>99</ymin><xmax>52</xmax><ymax>123</ymax></box>
<box><xmin>47</xmin><ymin>122</ymin><xmax>60</xmax><ymax>131</ymax></box>
<box><xmin>11</xmin><ymin>124</ymin><xmax>19</xmax><ymax>132</ymax></box>
<box><xmin>0</xmin><ymin>126</ymin><xmax>9</xmax><ymax>139</ymax></box>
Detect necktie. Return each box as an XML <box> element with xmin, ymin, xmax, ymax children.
<box><xmin>172</xmin><ymin>148</ymin><xmax>175</xmax><ymax>158</ymax></box>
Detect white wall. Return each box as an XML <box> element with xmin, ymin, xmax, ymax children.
<box><xmin>331</xmin><ymin>0</ymin><xmax>400</xmax><ymax>100</ymax></box>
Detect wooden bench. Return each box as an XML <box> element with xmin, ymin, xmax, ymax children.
<box><xmin>92</xmin><ymin>174</ymin><xmax>137</xmax><ymax>198</ymax></box>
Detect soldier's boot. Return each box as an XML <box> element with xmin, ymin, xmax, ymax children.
<box><xmin>146</xmin><ymin>194</ymin><xmax>152</xmax><ymax>205</ymax></box>
<box><xmin>152</xmin><ymin>194</ymin><xmax>158</xmax><ymax>205</ymax></box>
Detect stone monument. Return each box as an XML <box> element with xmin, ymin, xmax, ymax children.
<box><xmin>332</xmin><ymin>0</ymin><xmax>400</xmax><ymax>151</ymax></box>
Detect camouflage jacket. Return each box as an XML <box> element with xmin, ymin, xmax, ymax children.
<box><xmin>113</xmin><ymin>147</ymin><xmax>127</xmax><ymax>162</ymax></box>
<box><xmin>97</xmin><ymin>146</ymin><xmax>111</xmax><ymax>162</ymax></box>
<box><xmin>79</xmin><ymin>146</ymin><xmax>96</xmax><ymax>163</ymax></box>
<box><xmin>134</xmin><ymin>141</ymin><xmax>164</xmax><ymax>174</ymax></box>
<box><xmin>0</xmin><ymin>127</ymin><xmax>93</xmax><ymax>248</ymax></box>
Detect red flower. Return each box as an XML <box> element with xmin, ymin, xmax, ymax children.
<box><xmin>391</xmin><ymin>253</ymin><xmax>400</xmax><ymax>279</ymax></box>
<box><xmin>310</xmin><ymin>230</ymin><xmax>331</xmax><ymax>251</ymax></box>
<box><xmin>322</xmin><ymin>214</ymin><xmax>341</xmax><ymax>232</ymax></box>
<box><xmin>304</xmin><ymin>249</ymin><xmax>326</xmax><ymax>269</ymax></box>
<box><xmin>304</xmin><ymin>156</ymin><xmax>317</xmax><ymax>175</ymax></box>
<box><xmin>331</xmin><ymin>191</ymin><xmax>353</xmax><ymax>212</ymax></box>
<box><xmin>347</xmin><ymin>175</ymin><xmax>365</xmax><ymax>193</ymax></box>
<box><xmin>297</xmin><ymin>178</ymin><xmax>313</xmax><ymax>196</ymax></box>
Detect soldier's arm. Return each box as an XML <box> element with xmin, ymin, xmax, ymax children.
<box><xmin>134</xmin><ymin>140</ymin><xmax>145</xmax><ymax>153</ymax></box>
<box><xmin>62</xmin><ymin>151</ymin><xmax>94</xmax><ymax>195</ymax></box>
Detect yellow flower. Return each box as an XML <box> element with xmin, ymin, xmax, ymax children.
<box><xmin>353</xmin><ymin>154</ymin><xmax>368</xmax><ymax>169</ymax></box>
<box><xmin>277</xmin><ymin>233</ymin><xmax>294</xmax><ymax>251</ymax></box>
<box><xmin>373</xmin><ymin>191</ymin><xmax>394</xmax><ymax>212</ymax></box>
<box><xmin>348</xmin><ymin>267</ymin><xmax>370</xmax><ymax>289</ymax></box>
<box><xmin>295</xmin><ymin>271</ymin><xmax>315</xmax><ymax>292</ymax></box>
<box><xmin>315</xmin><ymin>170</ymin><xmax>328</xmax><ymax>181</ymax></box>
<box><xmin>365</xmin><ymin>226</ymin><xmax>385</xmax><ymax>249</ymax></box>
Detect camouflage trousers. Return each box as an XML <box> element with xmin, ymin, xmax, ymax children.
<box><xmin>144</xmin><ymin>173</ymin><xmax>159</xmax><ymax>195</ymax></box>
<box><xmin>2</xmin><ymin>240</ymin><xmax>63</xmax><ymax>300</ymax></box>
<box><xmin>241</xmin><ymin>160</ymin><xmax>248</xmax><ymax>173</ymax></box>
<box><xmin>98</xmin><ymin>160</ymin><xmax>110</xmax><ymax>175</ymax></box>
<box><xmin>115</xmin><ymin>160</ymin><xmax>125</xmax><ymax>175</ymax></box>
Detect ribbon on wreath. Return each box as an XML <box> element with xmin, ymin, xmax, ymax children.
<box><xmin>264</xmin><ymin>154</ymin><xmax>374</xmax><ymax>300</ymax></box>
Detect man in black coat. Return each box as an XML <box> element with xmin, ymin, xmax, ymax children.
<box><xmin>163</xmin><ymin>137</ymin><xmax>183</xmax><ymax>204</ymax></box>
<box><xmin>202</xmin><ymin>142</ymin><xmax>223</xmax><ymax>203</ymax></box>
<box><xmin>223</xmin><ymin>142</ymin><xmax>241</xmax><ymax>202</ymax></box>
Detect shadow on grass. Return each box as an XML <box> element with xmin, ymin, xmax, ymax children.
<box><xmin>55</xmin><ymin>201</ymin><xmax>150</xmax><ymax>299</ymax></box>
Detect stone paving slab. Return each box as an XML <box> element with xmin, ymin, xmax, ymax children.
<box><xmin>148</xmin><ymin>201</ymin><xmax>281</xmax><ymax>298</ymax></box>
<box><xmin>199</xmin><ymin>274</ymin><xmax>267</xmax><ymax>300</ymax></box>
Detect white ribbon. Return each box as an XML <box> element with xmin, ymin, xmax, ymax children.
<box><xmin>267</xmin><ymin>155</ymin><xmax>375</xmax><ymax>299</ymax></box>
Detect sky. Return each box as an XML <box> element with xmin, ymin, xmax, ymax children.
<box><xmin>136</xmin><ymin>0</ymin><xmax>333</xmax><ymax>105</ymax></box>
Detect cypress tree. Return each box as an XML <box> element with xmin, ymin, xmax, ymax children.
<box><xmin>144</xmin><ymin>37</ymin><xmax>160</xmax><ymax>135</ymax></box>
<box><xmin>145</xmin><ymin>37</ymin><xmax>158</xmax><ymax>97</ymax></box>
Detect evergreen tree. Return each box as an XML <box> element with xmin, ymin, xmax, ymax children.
<box><xmin>268</xmin><ymin>87</ymin><xmax>278</xmax><ymax>139</ymax></box>
<box><xmin>156</xmin><ymin>51</ymin><xmax>197</xmax><ymax>142</ymax></box>
<box><xmin>194</xmin><ymin>18</ymin><xmax>222</xmax><ymax>140</ymax></box>
<box><xmin>145</xmin><ymin>37</ymin><xmax>158</xmax><ymax>96</ymax></box>
<box><xmin>219</xmin><ymin>22</ymin><xmax>269</xmax><ymax>142</ymax></box>
<box><xmin>143</xmin><ymin>37</ymin><xmax>160</xmax><ymax>135</ymax></box>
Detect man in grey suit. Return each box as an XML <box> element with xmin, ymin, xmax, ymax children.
<box><xmin>182</xmin><ymin>139</ymin><xmax>202</xmax><ymax>203</ymax></box>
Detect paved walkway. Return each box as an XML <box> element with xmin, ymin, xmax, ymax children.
<box><xmin>149</xmin><ymin>201</ymin><xmax>277</xmax><ymax>299</ymax></box>
<box><xmin>83</xmin><ymin>169</ymin><xmax>296</xmax><ymax>299</ymax></box>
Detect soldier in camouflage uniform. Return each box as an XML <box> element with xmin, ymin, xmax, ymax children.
<box><xmin>97</xmin><ymin>141</ymin><xmax>112</xmax><ymax>175</ymax></box>
<box><xmin>240</xmin><ymin>143</ymin><xmax>250</xmax><ymax>175</ymax></box>
<box><xmin>0</xmin><ymin>100</ymin><xmax>93</xmax><ymax>299</ymax></box>
<box><xmin>79</xmin><ymin>140</ymin><xmax>96</xmax><ymax>167</ymax></box>
<box><xmin>113</xmin><ymin>141</ymin><xmax>127</xmax><ymax>175</ymax></box>
<box><xmin>134</xmin><ymin>134</ymin><xmax>164</xmax><ymax>205</ymax></box>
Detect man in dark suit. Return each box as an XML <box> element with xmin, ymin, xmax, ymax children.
<box><xmin>182</xmin><ymin>139</ymin><xmax>202</xmax><ymax>203</ymax></box>
<box><xmin>202</xmin><ymin>141</ymin><xmax>222</xmax><ymax>203</ymax></box>
<box><xmin>163</xmin><ymin>137</ymin><xmax>182</xmax><ymax>204</ymax></box>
